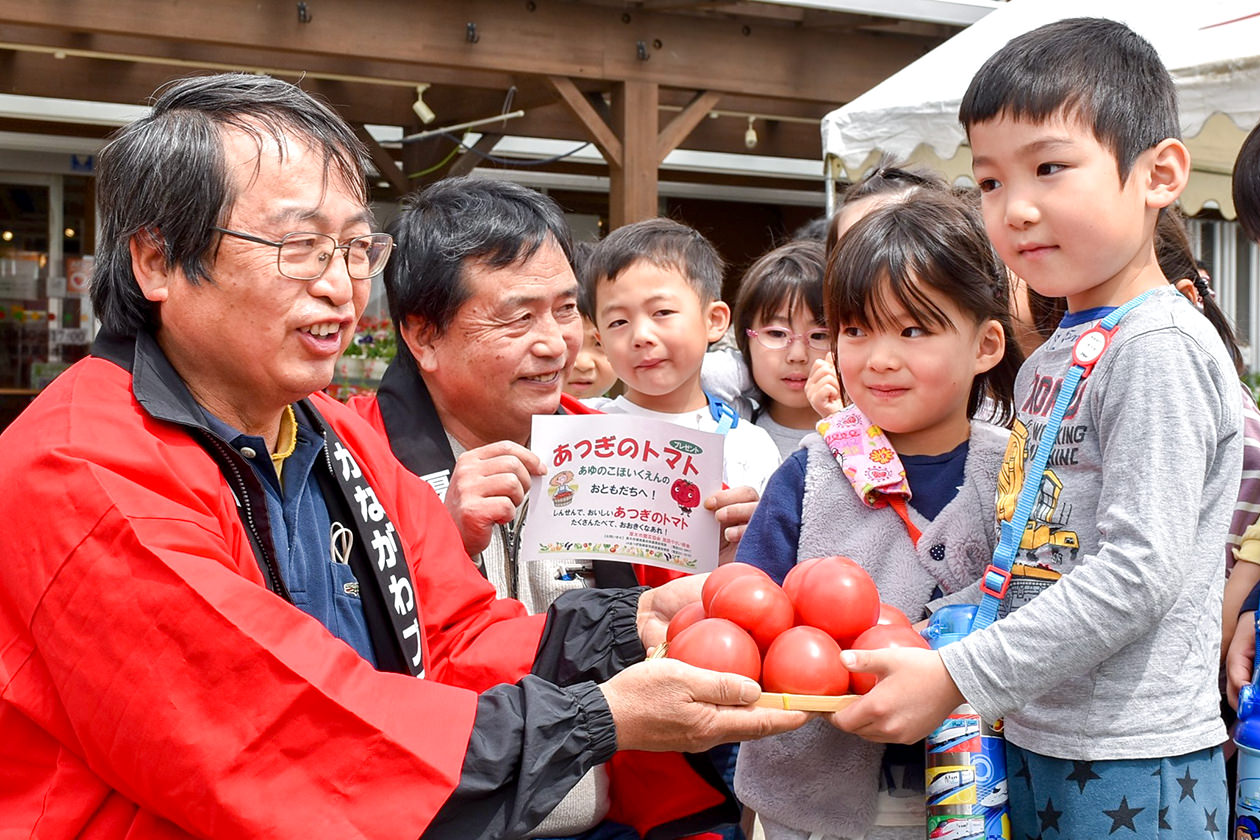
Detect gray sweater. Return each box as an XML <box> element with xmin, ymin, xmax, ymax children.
<box><xmin>941</xmin><ymin>286</ymin><xmax>1242</xmax><ymax>760</ymax></box>
<box><xmin>734</xmin><ymin>422</ymin><xmax>1008</xmax><ymax>839</ymax></box>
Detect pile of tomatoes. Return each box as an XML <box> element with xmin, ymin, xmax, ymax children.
<box><xmin>664</xmin><ymin>556</ymin><xmax>929</xmax><ymax>696</ymax></box>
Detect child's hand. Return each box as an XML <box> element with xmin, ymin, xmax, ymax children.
<box><xmin>806</xmin><ymin>353</ymin><xmax>843</xmax><ymax>419</ymax></box>
<box><xmin>705</xmin><ymin>485</ymin><xmax>759</xmax><ymax>565</ymax></box>
<box><xmin>1227</xmin><ymin>611</ymin><xmax>1257</xmax><ymax>710</ymax></box>
<box><xmin>829</xmin><ymin>647</ymin><xmax>963</xmax><ymax>743</ymax></box>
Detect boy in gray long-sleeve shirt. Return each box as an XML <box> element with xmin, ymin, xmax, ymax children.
<box><xmin>832</xmin><ymin>19</ymin><xmax>1241</xmax><ymax>839</ymax></box>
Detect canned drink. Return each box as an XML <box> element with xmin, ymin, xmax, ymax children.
<box><xmin>1236</xmin><ymin>682</ymin><xmax>1260</xmax><ymax>837</ymax></box>
<box><xmin>925</xmin><ymin>606</ymin><xmax>1011</xmax><ymax>840</ymax></box>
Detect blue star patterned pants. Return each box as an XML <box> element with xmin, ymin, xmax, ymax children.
<box><xmin>1006</xmin><ymin>742</ymin><xmax>1227</xmax><ymax>838</ymax></box>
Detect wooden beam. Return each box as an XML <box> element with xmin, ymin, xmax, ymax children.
<box><xmin>0</xmin><ymin>0</ymin><xmax>944</xmax><ymax>104</ymax></box>
<box><xmin>0</xmin><ymin>49</ymin><xmax>419</xmax><ymax>125</ymax></box>
<box><xmin>503</xmin><ymin>99</ymin><xmax>820</xmax><ymax>160</ymax></box>
<box><xmin>657</xmin><ymin>90</ymin><xmax>721</xmax><ymax>164</ymax></box>
<box><xmin>547</xmin><ymin>76</ymin><xmax>621</xmax><ymax>167</ymax></box>
<box><xmin>447</xmin><ymin>133</ymin><xmax>502</xmax><ymax>178</ymax></box>
<box><xmin>0</xmin><ymin>51</ymin><xmax>824</xmax><ymax>161</ymax></box>
<box><xmin>0</xmin><ymin>21</ymin><xmax>515</xmax><ymax>91</ymax></box>
<box><xmin>609</xmin><ymin>80</ymin><xmax>659</xmax><ymax>229</ymax></box>
<box><xmin>353</xmin><ymin>124</ymin><xmax>410</xmax><ymax>198</ymax></box>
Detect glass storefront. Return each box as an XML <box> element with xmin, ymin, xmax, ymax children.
<box><xmin>0</xmin><ymin>171</ymin><xmax>93</xmax><ymax>426</ymax></box>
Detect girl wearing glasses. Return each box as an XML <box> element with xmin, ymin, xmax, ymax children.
<box><xmin>701</xmin><ymin>240</ymin><xmax>829</xmax><ymax>460</ymax></box>
<box><xmin>736</xmin><ymin>240</ymin><xmax>833</xmax><ymax>460</ymax></box>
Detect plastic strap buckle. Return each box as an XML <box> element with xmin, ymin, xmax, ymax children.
<box><xmin>706</xmin><ymin>393</ymin><xmax>739</xmax><ymax>434</ymax></box>
<box><xmin>1070</xmin><ymin>324</ymin><xmax>1120</xmax><ymax>380</ymax></box>
<box><xmin>979</xmin><ymin>564</ymin><xmax>1012</xmax><ymax>600</ymax></box>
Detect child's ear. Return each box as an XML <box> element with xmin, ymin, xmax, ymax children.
<box><xmin>400</xmin><ymin>315</ymin><xmax>441</xmax><ymax>373</ymax></box>
<box><xmin>1173</xmin><ymin>277</ymin><xmax>1202</xmax><ymax>308</ymax></box>
<box><xmin>974</xmin><ymin>318</ymin><xmax>1006</xmax><ymax>375</ymax></box>
<box><xmin>704</xmin><ymin>300</ymin><xmax>731</xmax><ymax>343</ymax></box>
<box><xmin>1144</xmin><ymin>138</ymin><xmax>1190</xmax><ymax>210</ymax></box>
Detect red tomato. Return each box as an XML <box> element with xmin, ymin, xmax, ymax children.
<box><xmin>701</xmin><ymin>562</ymin><xmax>770</xmax><ymax>613</ymax></box>
<box><xmin>761</xmin><ymin>626</ymin><xmax>849</xmax><ymax>695</ymax></box>
<box><xmin>707</xmin><ymin>574</ymin><xmax>795</xmax><ymax>651</ymax></box>
<box><xmin>877</xmin><ymin>602</ymin><xmax>914</xmax><ymax>627</ymax></box>
<box><xmin>787</xmin><ymin>555</ymin><xmax>880</xmax><ymax>646</ymax></box>
<box><xmin>666</xmin><ymin>618</ymin><xmax>761</xmax><ymax>681</ymax></box>
<box><xmin>781</xmin><ymin>555</ymin><xmax>857</xmax><ymax>603</ymax></box>
<box><xmin>666</xmin><ymin>601</ymin><xmax>707</xmax><ymax>643</ymax></box>
<box><xmin>846</xmin><ymin>623</ymin><xmax>931</xmax><ymax>694</ymax></box>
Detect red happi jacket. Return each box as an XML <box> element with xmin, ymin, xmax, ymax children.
<box><xmin>0</xmin><ymin>332</ymin><xmax>637</xmax><ymax>838</ymax></box>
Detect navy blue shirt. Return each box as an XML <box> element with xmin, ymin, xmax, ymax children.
<box><xmin>902</xmin><ymin>440</ymin><xmax>969</xmax><ymax>521</ymax></box>
<box><xmin>204</xmin><ymin>410</ymin><xmax>378</xmax><ymax>666</ymax></box>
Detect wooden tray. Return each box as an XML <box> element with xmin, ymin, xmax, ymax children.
<box><xmin>754</xmin><ymin>692</ymin><xmax>859</xmax><ymax>712</ymax></box>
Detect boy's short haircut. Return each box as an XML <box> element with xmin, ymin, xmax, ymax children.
<box><xmin>583</xmin><ymin>218</ymin><xmax>725</xmax><ymax>309</ymax></box>
<box><xmin>959</xmin><ymin>17</ymin><xmax>1178</xmax><ymax>180</ymax></box>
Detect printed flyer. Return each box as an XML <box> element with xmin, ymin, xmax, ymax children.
<box><xmin>520</xmin><ymin>413</ymin><xmax>724</xmax><ymax>573</ymax></box>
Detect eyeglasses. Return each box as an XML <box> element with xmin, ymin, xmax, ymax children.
<box><xmin>745</xmin><ymin>326</ymin><xmax>830</xmax><ymax>352</ymax></box>
<box><xmin>212</xmin><ymin>227</ymin><xmax>394</xmax><ymax>281</ymax></box>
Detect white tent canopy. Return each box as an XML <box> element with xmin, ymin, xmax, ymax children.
<box><xmin>822</xmin><ymin>0</ymin><xmax>1260</xmax><ymax>217</ymax></box>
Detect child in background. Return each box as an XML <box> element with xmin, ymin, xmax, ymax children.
<box><xmin>583</xmin><ymin>217</ymin><xmax>783</xmax><ymax>840</ymax></box>
<box><xmin>734</xmin><ymin>189</ymin><xmax>1021</xmax><ymax>840</ymax></box>
<box><xmin>583</xmin><ymin>218</ymin><xmax>782</xmax><ymax>494</ymax></box>
<box><xmin>1227</xmin><ymin>121</ymin><xmax>1260</xmax><ymax>709</ymax></box>
<box><xmin>1152</xmin><ymin>210</ymin><xmax>1260</xmax><ymax>662</ymax></box>
<box><xmin>837</xmin><ymin>20</ymin><xmax>1241</xmax><ymax>837</ymax></box>
<box><xmin>731</xmin><ymin>240</ymin><xmax>830</xmax><ymax>459</ymax></box>
<box><xmin>565</xmin><ymin>242</ymin><xmax>621</xmax><ymax>401</ymax></box>
<box><xmin>564</xmin><ymin>316</ymin><xmax>619</xmax><ymax>400</ymax></box>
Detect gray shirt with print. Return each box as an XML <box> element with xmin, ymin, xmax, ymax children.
<box><xmin>941</xmin><ymin>286</ymin><xmax>1241</xmax><ymax>760</ymax></box>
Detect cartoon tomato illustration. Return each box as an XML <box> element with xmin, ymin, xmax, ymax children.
<box><xmin>671</xmin><ymin>478</ymin><xmax>701</xmax><ymax>514</ymax></box>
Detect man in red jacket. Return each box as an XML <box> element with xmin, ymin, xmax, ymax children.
<box><xmin>0</xmin><ymin>73</ymin><xmax>807</xmax><ymax>840</ymax></box>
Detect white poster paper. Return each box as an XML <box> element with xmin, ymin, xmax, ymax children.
<box><xmin>520</xmin><ymin>413</ymin><xmax>724</xmax><ymax>574</ymax></box>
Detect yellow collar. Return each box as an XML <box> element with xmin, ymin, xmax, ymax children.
<box><xmin>271</xmin><ymin>405</ymin><xmax>298</xmax><ymax>485</ymax></box>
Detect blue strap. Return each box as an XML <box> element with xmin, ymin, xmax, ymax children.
<box><xmin>706</xmin><ymin>392</ymin><xmax>739</xmax><ymax>435</ymax></box>
<box><xmin>971</xmin><ymin>289</ymin><xmax>1158</xmax><ymax>632</ymax></box>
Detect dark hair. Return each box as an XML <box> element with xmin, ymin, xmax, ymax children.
<box><xmin>826</xmin><ymin>160</ymin><xmax>948</xmax><ymax>256</ymax></box>
<box><xmin>959</xmin><ymin>18</ymin><xmax>1179</xmax><ymax>181</ymax></box>
<box><xmin>92</xmin><ymin>73</ymin><xmax>370</xmax><ymax>336</ymax></box>
<box><xmin>825</xmin><ymin>190</ymin><xmax>1023</xmax><ymax>424</ymax></box>
<box><xmin>384</xmin><ymin>176</ymin><xmax>573</xmax><ymax>337</ymax></box>
<box><xmin>1234</xmin><ymin>121</ymin><xmax>1260</xmax><ymax>243</ymax></box>
<box><xmin>733</xmin><ymin>240</ymin><xmax>826</xmax><ymax>388</ymax></box>
<box><xmin>571</xmin><ymin>240</ymin><xmax>597</xmax><ymax>320</ymax></box>
<box><xmin>1155</xmin><ymin>209</ymin><xmax>1244</xmax><ymax>374</ymax></box>
<box><xmin>584</xmin><ymin>218</ymin><xmax>724</xmax><ymax>316</ymax></box>
<box><xmin>791</xmin><ymin>216</ymin><xmax>829</xmax><ymax>243</ymax></box>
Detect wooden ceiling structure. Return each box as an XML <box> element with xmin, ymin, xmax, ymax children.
<box><xmin>0</xmin><ymin>0</ymin><xmax>963</xmax><ymax>228</ymax></box>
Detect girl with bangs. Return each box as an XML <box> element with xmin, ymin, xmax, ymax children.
<box><xmin>733</xmin><ymin>189</ymin><xmax>1023</xmax><ymax>840</ymax></box>
<box><xmin>731</xmin><ymin>240</ymin><xmax>830</xmax><ymax>459</ymax></box>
